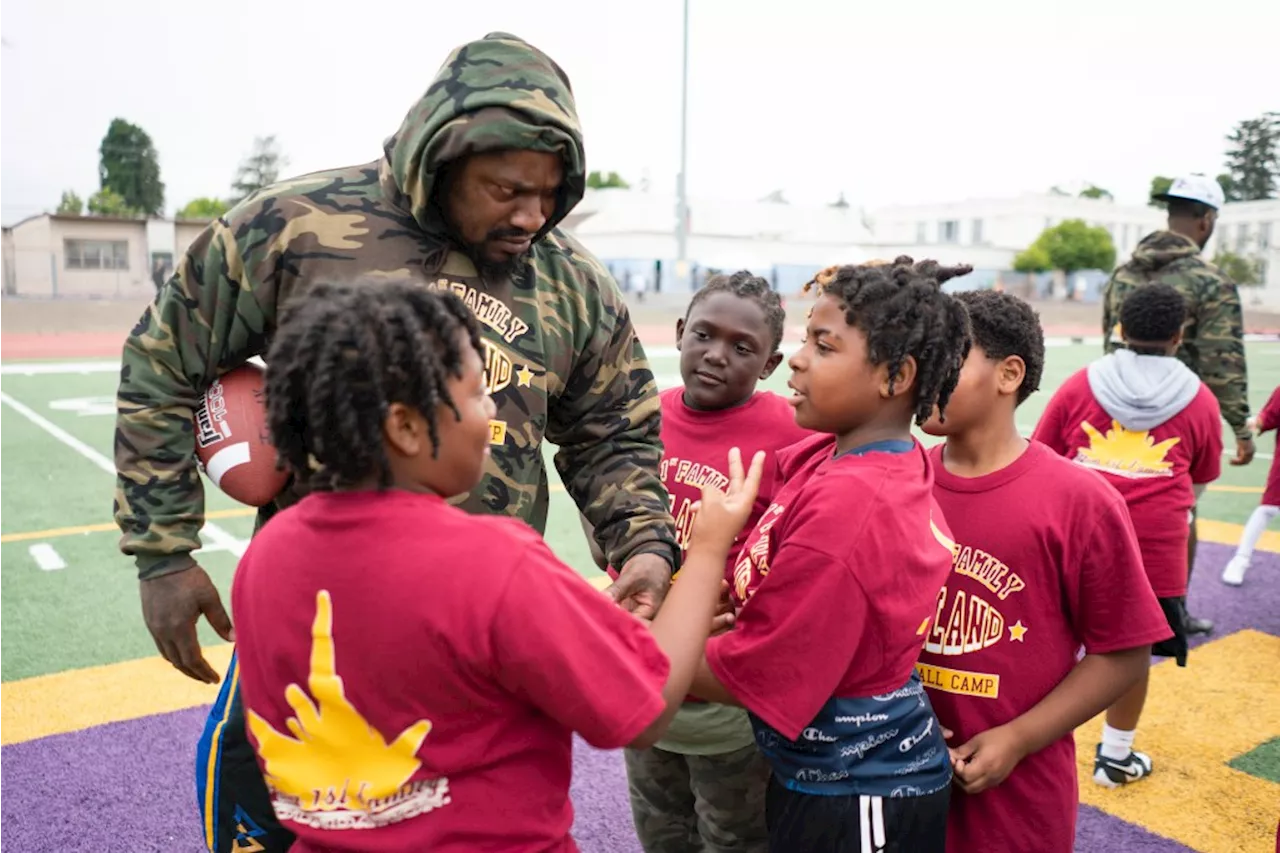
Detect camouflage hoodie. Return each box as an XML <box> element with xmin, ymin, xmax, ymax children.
<box><xmin>1101</xmin><ymin>229</ymin><xmax>1250</xmax><ymax>439</ymax></box>
<box><xmin>113</xmin><ymin>32</ymin><xmax>677</xmax><ymax>579</ymax></box>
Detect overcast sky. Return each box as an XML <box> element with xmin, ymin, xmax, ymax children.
<box><xmin>3</xmin><ymin>0</ymin><xmax>1278</xmax><ymax>225</ymax></box>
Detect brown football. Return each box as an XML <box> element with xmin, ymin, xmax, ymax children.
<box><xmin>193</xmin><ymin>363</ymin><xmax>288</xmax><ymax>507</ymax></box>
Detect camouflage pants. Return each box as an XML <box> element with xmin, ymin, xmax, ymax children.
<box><xmin>624</xmin><ymin>743</ymin><xmax>770</xmax><ymax>853</ymax></box>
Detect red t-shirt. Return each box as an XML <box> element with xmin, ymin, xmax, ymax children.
<box><xmin>659</xmin><ymin>387</ymin><xmax>813</xmax><ymax>577</ymax></box>
<box><xmin>231</xmin><ymin>490</ymin><xmax>670</xmax><ymax>853</ymax></box>
<box><xmin>919</xmin><ymin>441</ymin><xmax>1173</xmax><ymax>853</ymax></box>
<box><xmin>707</xmin><ymin>434</ymin><xmax>957</xmax><ymax>742</ymax></box>
<box><xmin>1255</xmin><ymin>385</ymin><xmax>1280</xmax><ymax>505</ymax></box>
<box><xmin>1032</xmin><ymin>368</ymin><xmax>1223</xmax><ymax>597</ymax></box>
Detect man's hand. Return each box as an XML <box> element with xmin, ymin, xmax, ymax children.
<box><xmin>949</xmin><ymin>723</ymin><xmax>1029</xmax><ymax>794</ymax></box>
<box><xmin>140</xmin><ymin>564</ymin><xmax>235</xmax><ymax>684</ymax></box>
<box><xmin>1232</xmin><ymin>435</ymin><xmax>1256</xmax><ymax>466</ymax></box>
<box><xmin>605</xmin><ymin>553</ymin><xmax>673</xmax><ymax>621</ymax></box>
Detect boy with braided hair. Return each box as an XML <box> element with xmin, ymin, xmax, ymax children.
<box><xmin>230</xmin><ymin>279</ymin><xmax>768</xmax><ymax>852</ymax></box>
<box><xmin>687</xmin><ymin>256</ymin><xmax>972</xmax><ymax>851</ymax></box>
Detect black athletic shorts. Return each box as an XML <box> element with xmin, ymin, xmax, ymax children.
<box><xmin>1151</xmin><ymin>596</ymin><xmax>1189</xmax><ymax>667</ymax></box>
<box><xmin>194</xmin><ymin>651</ymin><xmax>295</xmax><ymax>853</ymax></box>
<box><xmin>765</xmin><ymin>775</ymin><xmax>949</xmax><ymax>853</ymax></box>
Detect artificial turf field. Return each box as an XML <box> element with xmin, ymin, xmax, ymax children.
<box><xmin>1</xmin><ymin>337</ymin><xmax>1278</xmax><ymax>852</ymax></box>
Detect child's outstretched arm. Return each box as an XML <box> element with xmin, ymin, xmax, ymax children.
<box><xmin>630</xmin><ymin>448</ymin><xmax>766</xmax><ymax>748</ymax></box>
<box><xmin>948</xmin><ymin>646</ymin><xmax>1149</xmax><ymax>794</ymax></box>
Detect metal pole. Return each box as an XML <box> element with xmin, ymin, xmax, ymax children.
<box><xmin>675</xmin><ymin>0</ymin><xmax>690</xmax><ymax>290</ymax></box>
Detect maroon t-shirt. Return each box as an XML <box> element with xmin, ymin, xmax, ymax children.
<box><xmin>232</xmin><ymin>490</ymin><xmax>670</xmax><ymax>852</ymax></box>
<box><xmin>1033</xmin><ymin>368</ymin><xmax>1223</xmax><ymax>597</ymax></box>
<box><xmin>1256</xmin><ymin>385</ymin><xmax>1280</xmax><ymax>506</ymax></box>
<box><xmin>658</xmin><ymin>386</ymin><xmax>814</xmax><ymax>577</ymax></box>
<box><xmin>707</xmin><ymin>434</ymin><xmax>957</xmax><ymax>742</ymax></box>
<box><xmin>919</xmin><ymin>441</ymin><xmax>1172</xmax><ymax>853</ymax></box>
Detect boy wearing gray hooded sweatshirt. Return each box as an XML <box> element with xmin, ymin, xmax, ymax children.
<box><xmin>1033</xmin><ymin>283</ymin><xmax>1222</xmax><ymax>789</ymax></box>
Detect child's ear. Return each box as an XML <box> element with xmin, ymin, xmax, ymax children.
<box><xmin>675</xmin><ymin>318</ymin><xmax>685</xmax><ymax>349</ymax></box>
<box><xmin>997</xmin><ymin>356</ymin><xmax>1027</xmax><ymax>398</ymax></box>
<box><xmin>382</xmin><ymin>402</ymin><xmax>422</xmax><ymax>457</ymax></box>
<box><xmin>760</xmin><ymin>351</ymin><xmax>784</xmax><ymax>379</ymax></box>
<box><xmin>882</xmin><ymin>355</ymin><xmax>918</xmax><ymax>398</ymax></box>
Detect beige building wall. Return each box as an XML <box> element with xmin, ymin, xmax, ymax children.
<box><xmin>51</xmin><ymin>218</ymin><xmax>150</xmax><ymax>297</ymax></box>
<box><xmin>7</xmin><ymin>215</ymin><xmax>56</xmax><ymax>296</ymax></box>
<box><xmin>174</xmin><ymin>219</ymin><xmax>213</xmax><ymax>262</ymax></box>
<box><xmin>3</xmin><ymin>215</ymin><xmax>151</xmax><ymax>297</ymax></box>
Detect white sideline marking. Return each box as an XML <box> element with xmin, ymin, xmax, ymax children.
<box><xmin>29</xmin><ymin>543</ymin><xmax>66</xmax><ymax>571</ymax></box>
<box><xmin>0</xmin><ymin>391</ymin><xmax>248</xmax><ymax>557</ymax></box>
<box><xmin>48</xmin><ymin>395</ymin><xmax>117</xmax><ymax>417</ymax></box>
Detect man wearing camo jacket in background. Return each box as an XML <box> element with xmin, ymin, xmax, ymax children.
<box><xmin>1102</xmin><ymin>174</ymin><xmax>1255</xmax><ymax>636</ymax></box>
<box><xmin>112</xmin><ymin>32</ymin><xmax>679</xmax><ymax>853</ymax></box>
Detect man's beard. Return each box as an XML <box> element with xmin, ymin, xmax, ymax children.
<box><xmin>462</xmin><ymin>228</ymin><xmax>534</xmax><ymax>280</ymax></box>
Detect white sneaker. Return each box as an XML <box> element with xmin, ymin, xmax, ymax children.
<box><xmin>1222</xmin><ymin>555</ymin><xmax>1250</xmax><ymax>586</ymax></box>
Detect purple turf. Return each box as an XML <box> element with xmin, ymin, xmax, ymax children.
<box><xmin>1</xmin><ymin>542</ymin><xmax>1274</xmax><ymax>852</ymax></box>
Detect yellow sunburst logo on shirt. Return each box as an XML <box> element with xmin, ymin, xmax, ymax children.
<box><xmin>246</xmin><ymin>590</ymin><xmax>435</xmax><ymax>817</ymax></box>
<box><xmin>1074</xmin><ymin>419</ymin><xmax>1180</xmax><ymax>479</ymax></box>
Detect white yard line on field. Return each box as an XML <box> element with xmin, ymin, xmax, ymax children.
<box><xmin>28</xmin><ymin>543</ymin><xmax>67</xmax><ymax>571</ymax></box>
<box><xmin>0</xmin><ymin>391</ymin><xmax>247</xmax><ymax>557</ymax></box>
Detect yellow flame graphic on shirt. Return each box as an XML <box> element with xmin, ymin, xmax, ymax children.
<box><xmin>1075</xmin><ymin>419</ymin><xmax>1180</xmax><ymax>479</ymax></box>
<box><xmin>246</xmin><ymin>590</ymin><xmax>433</xmax><ymax>813</ymax></box>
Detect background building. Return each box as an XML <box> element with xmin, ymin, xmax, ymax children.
<box><xmin>2</xmin><ymin>194</ymin><xmax>1277</xmax><ymax>304</ymax></box>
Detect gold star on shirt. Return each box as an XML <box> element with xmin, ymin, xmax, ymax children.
<box><xmin>516</xmin><ymin>365</ymin><xmax>534</xmax><ymax>388</ymax></box>
<box><xmin>1009</xmin><ymin>620</ymin><xmax>1029</xmax><ymax>643</ymax></box>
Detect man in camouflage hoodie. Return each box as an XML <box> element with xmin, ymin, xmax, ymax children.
<box><xmin>1101</xmin><ymin>174</ymin><xmax>1254</xmax><ymax>636</ymax></box>
<box><xmin>112</xmin><ymin>32</ymin><xmax>679</xmax><ymax>852</ymax></box>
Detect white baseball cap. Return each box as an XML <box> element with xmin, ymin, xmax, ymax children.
<box><xmin>1153</xmin><ymin>174</ymin><xmax>1225</xmax><ymax>210</ymax></box>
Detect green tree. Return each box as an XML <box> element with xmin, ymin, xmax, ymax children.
<box><xmin>1012</xmin><ymin>243</ymin><xmax>1052</xmax><ymax>273</ymax></box>
<box><xmin>1148</xmin><ymin>175</ymin><xmax>1174</xmax><ymax>206</ymax></box>
<box><xmin>586</xmin><ymin>170</ymin><xmax>630</xmax><ymax>190</ymax></box>
<box><xmin>1015</xmin><ymin>219</ymin><xmax>1116</xmax><ymax>275</ymax></box>
<box><xmin>1079</xmin><ymin>184</ymin><xmax>1113</xmax><ymax>200</ymax></box>
<box><xmin>1212</xmin><ymin>248</ymin><xmax>1262</xmax><ymax>286</ymax></box>
<box><xmin>98</xmin><ymin>118</ymin><xmax>164</xmax><ymax>216</ymax></box>
<box><xmin>1216</xmin><ymin>172</ymin><xmax>1240</xmax><ymax>202</ymax></box>
<box><xmin>1224</xmin><ymin>112</ymin><xmax>1280</xmax><ymax>201</ymax></box>
<box><xmin>231</xmin><ymin>135</ymin><xmax>287</xmax><ymax>202</ymax></box>
<box><xmin>56</xmin><ymin>190</ymin><xmax>83</xmax><ymax>216</ymax></box>
<box><xmin>87</xmin><ymin>187</ymin><xmax>140</xmax><ymax>217</ymax></box>
<box><xmin>178</xmin><ymin>197</ymin><xmax>230</xmax><ymax>220</ymax></box>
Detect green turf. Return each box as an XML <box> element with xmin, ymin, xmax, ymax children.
<box><xmin>2</xmin><ymin>342</ymin><xmax>1278</xmax><ymax>682</ymax></box>
<box><xmin>1228</xmin><ymin>736</ymin><xmax>1280</xmax><ymax>784</ymax></box>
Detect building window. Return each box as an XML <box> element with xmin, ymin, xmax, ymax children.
<box><xmin>971</xmin><ymin>218</ymin><xmax>984</xmax><ymax>245</ymax></box>
<box><xmin>65</xmin><ymin>239</ymin><xmax>129</xmax><ymax>270</ymax></box>
<box><xmin>1236</xmin><ymin>224</ymin><xmax>1250</xmax><ymax>252</ymax></box>
<box><xmin>916</xmin><ymin>222</ymin><xmax>928</xmax><ymax>243</ymax></box>
<box><xmin>1258</xmin><ymin>222</ymin><xmax>1271</xmax><ymax>251</ymax></box>
<box><xmin>938</xmin><ymin>220</ymin><xmax>959</xmax><ymax>243</ymax></box>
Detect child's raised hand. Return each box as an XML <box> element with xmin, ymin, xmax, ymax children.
<box><xmin>688</xmin><ymin>447</ymin><xmax>767</xmax><ymax>554</ymax></box>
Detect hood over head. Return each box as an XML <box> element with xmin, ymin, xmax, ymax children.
<box><xmin>381</xmin><ymin>32</ymin><xmax>586</xmax><ymax>243</ymax></box>
<box><xmin>1086</xmin><ymin>349</ymin><xmax>1201</xmax><ymax>432</ymax></box>
<box><xmin>1128</xmin><ymin>230</ymin><xmax>1203</xmax><ymax>273</ymax></box>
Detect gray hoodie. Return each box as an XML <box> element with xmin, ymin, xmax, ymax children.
<box><xmin>1086</xmin><ymin>349</ymin><xmax>1202</xmax><ymax>432</ymax></box>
